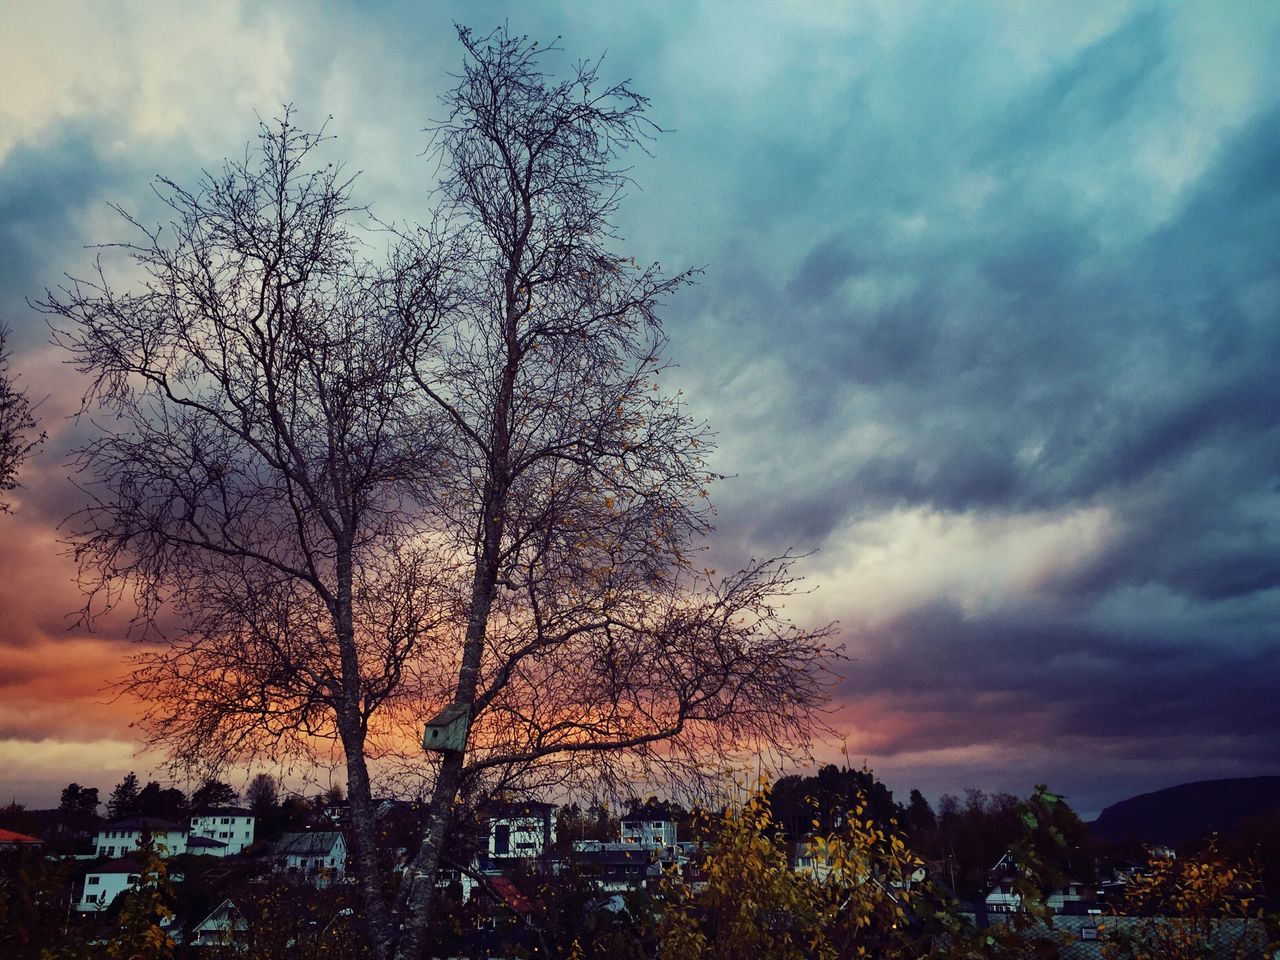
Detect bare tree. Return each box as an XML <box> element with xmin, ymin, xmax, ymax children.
<box><xmin>386</xmin><ymin>28</ymin><xmax>833</xmax><ymax>959</ymax></box>
<box><xmin>43</xmin><ymin>113</ymin><xmax>450</xmax><ymax>951</ymax></box>
<box><xmin>0</xmin><ymin>326</ymin><xmax>45</xmax><ymax>512</ymax></box>
<box><xmin>45</xmin><ymin>29</ymin><xmax>834</xmax><ymax>960</ymax></box>
<box><xmin>244</xmin><ymin>772</ymin><xmax>280</xmax><ymax>814</ymax></box>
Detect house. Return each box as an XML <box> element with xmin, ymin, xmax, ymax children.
<box><xmin>983</xmin><ymin>854</ymin><xmax>1022</xmax><ymax>914</ymax></box>
<box><xmin>272</xmin><ymin>831</ymin><xmax>347</xmax><ymax>887</ymax></box>
<box><xmin>0</xmin><ymin>827</ymin><xmax>43</xmax><ymax>850</ymax></box>
<box><xmin>190</xmin><ymin>898</ymin><xmax>250</xmax><ymax>947</ymax></box>
<box><xmin>93</xmin><ymin>817</ymin><xmax>187</xmax><ymax>858</ymax></box>
<box><xmin>792</xmin><ymin>841</ymin><xmax>838</xmax><ymax>884</ymax></box>
<box><xmin>487</xmin><ymin>801</ymin><xmax>557</xmax><ymax>860</ymax></box>
<box><xmin>77</xmin><ymin>857</ymin><xmax>142</xmax><ymax>911</ymax></box>
<box><xmin>571</xmin><ymin>845</ymin><xmax>656</xmax><ymax>892</ymax></box>
<box><xmin>1046</xmin><ymin>879</ymin><xmax>1100</xmax><ymax>914</ymax></box>
<box><xmin>620</xmin><ymin>810</ymin><xmax>677</xmax><ymax>849</ymax></box>
<box><xmin>188</xmin><ymin>807</ymin><xmax>255</xmax><ymax>856</ymax></box>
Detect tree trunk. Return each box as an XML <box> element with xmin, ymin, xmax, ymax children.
<box><xmin>393</xmin><ymin>298</ymin><xmax>518</xmax><ymax>960</ymax></box>
<box><xmin>392</xmin><ymin>540</ymin><xmax>504</xmax><ymax>960</ymax></box>
<box><xmin>334</xmin><ymin>542</ymin><xmax>397</xmax><ymax>960</ymax></box>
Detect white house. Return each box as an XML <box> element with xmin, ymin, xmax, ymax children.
<box><xmin>620</xmin><ymin>812</ymin><xmax>677</xmax><ymax>849</ymax></box>
<box><xmin>78</xmin><ymin>858</ymin><xmax>142</xmax><ymax>911</ymax></box>
<box><xmin>792</xmin><ymin>843</ymin><xmax>838</xmax><ymax>884</ymax></box>
<box><xmin>191</xmin><ymin>898</ymin><xmax>250</xmax><ymax>947</ymax></box>
<box><xmin>488</xmin><ymin>801</ymin><xmax>557</xmax><ymax>859</ymax></box>
<box><xmin>272</xmin><ymin>831</ymin><xmax>347</xmax><ymax>887</ymax></box>
<box><xmin>984</xmin><ymin>854</ymin><xmax>1022</xmax><ymax>914</ymax></box>
<box><xmin>94</xmin><ymin>817</ymin><xmax>187</xmax><ymax>859</ymax></box>
<box><xmin>188</xmin><ymin>807</ymin><xmax>255</xmax><ymax>856</ymax></box>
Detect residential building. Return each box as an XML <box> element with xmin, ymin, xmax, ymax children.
<box><xmin>78</xmin><ymin>858</ymin><xmax>142</xmax><ymax>911</ymax></box>
<box><xmin>984</xmin><ymin>854</ymin><xmax>1022</xmax><ymax>914</ymax></box>
<box><xmin>620</xmin><ymin>811</ymin><xmax>677</xmax><ymax>849</ymax></box>
<box><xmin>93</xmin><ymin>817</ymin><xmax>187</xmax><ymax>859</ymax></box>
<box><xmin>0</xmin><ymin>827</ymin><xmax>43</xmax><ymax>850</ymax></box>
<box><xmin>189</xmin><ymin>807</ymin><xmax>255</xmax><ymax>856</ymax></box>
<box><xmin>488</xmin><ymin>801</ymin><xmax>557</xmax><ymax>860</ymax></box>
<box><xmin>272</xmin><ymin>831</ymin><xmax>347</xmax><ymax>887</ymax></box>
<box><xmin>571</xmin><ymin>845</ymin><xmax>656</xmax><ymax>892</ymax></box>
<box><xmin>191</xmin><ymin>898</ymin><xmax>249</xmax><ymax>947</ymax></box>
<box><xmin>1046</xmin><ymin>879</ymin><xmax>1099</xmax><ymax>914</ymax></box>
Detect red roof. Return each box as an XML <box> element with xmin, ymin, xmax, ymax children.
<box><xmin>0</xmin><ymin>828</ymin><xmax>42</xmax><ymax>844</ymax></box>
<box><xmin>487</xmin><ymin>875</ymin><xmax>533</xmax><ymax>914</ymax></box>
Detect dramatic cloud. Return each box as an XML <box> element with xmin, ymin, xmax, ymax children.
<box><xmin>1</xmin><ymin>0</ymin><xmax>1278</xmax><ymax>814</ymax></box>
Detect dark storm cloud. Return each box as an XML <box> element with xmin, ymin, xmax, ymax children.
<box><xmin>838</xmin><ymin>601</ymin><xmax>1280</xmax><ymax>763</ymax></box>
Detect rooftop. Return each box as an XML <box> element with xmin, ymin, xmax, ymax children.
<box><xmin>275</xmin><ymin>831</ymin><xmax>345</xmax><ymax>856</ymax></box>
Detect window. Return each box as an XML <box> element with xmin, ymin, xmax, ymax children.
<box><xmin>493</xmin><ymin>824</ymin><xmax>510</xmax><ymax>856</ymax></box>
<box><xmin>88</xmin><ymin>877</ymin><xmax>100</xmax><ymax>886</ymax></box>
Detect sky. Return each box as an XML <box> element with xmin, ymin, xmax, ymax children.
<box><xmin>1</xmin><ymin>0</ymin><xmax>1278</xmax><ymax>818</ymax></box>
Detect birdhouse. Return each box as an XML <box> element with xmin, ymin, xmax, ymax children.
<box><xmin>422</xmin><ymin>702</ymin><xmax>470</xmax><ymax>753</ymax></box>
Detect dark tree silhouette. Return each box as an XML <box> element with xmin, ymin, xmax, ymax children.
<box><xmin>135</xmin><ymin>781</ymin><xmax>187</xmax><ymax>819</ymax></box>
<box><xmin>43</xmin><ymin>109</ymin><xmax>450</xmax><ymax>950</ymax></box>
<box><xmin>190</xmin><ymin>779</ymin><xmax>238</xmax><ymax>809</ymax></box>
<box><xmin>245</xmin><ymin>773</ymin><xmax>279</xmax><ymax>814</ymax></box>
<box><xmin>58</xmin><ymin>783</ymin><xmax>100</xmax><ymax>818</ymax></box>
<box><xmin>107</xmin><ymin>771</ymin><xmax>141</xmax><ymax>820</ymax></box>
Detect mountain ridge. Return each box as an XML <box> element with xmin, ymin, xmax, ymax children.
<box><xmin>1089</xmin><ymin>775</ymin><xmax>1280</xmax><ymax>846</ymax></box>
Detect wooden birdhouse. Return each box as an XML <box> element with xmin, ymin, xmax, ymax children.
<box><xmin>422</xmin><ymin>702</ymin><xmax>470</xmax><ymax>753</ymax></box>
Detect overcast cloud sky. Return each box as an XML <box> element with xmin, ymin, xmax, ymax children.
<box><xmin>1</xmin><ymin>0</ymin><xmax>1278</xmax><ymax>816</ymax></box>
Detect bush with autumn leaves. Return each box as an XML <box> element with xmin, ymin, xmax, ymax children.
<box><xmin>653</xmin><ymin>780</ymin><xmax>1278</xmax><ymax>960</ymax></box>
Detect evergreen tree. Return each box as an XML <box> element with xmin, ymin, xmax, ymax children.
<box><xmin>108</xmin><ymin>772</ymin><xmax>141</xmax><ymax>819</ymax></box>
<box><xmin>58</xmin><ymin>783</ymin><xmax>100</xmax><ymax>817</ymax></box>
<box><xmin>906</xmin><ymin>788</ymin><xmax>937</xmax><ymax>839</ymax></box>
<box><xmin>136</xmin><ymin>782</ymin><xmax>186</xmax><ymax>819</ymax></box>
<box><xmin>190</xmin><ymin>779</ymin><xmax>238</xmax><ymax>810</ymax></box>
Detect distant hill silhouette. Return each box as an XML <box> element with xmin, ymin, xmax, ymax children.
<box><xmin>1090</xmin><ymin>776</ymin><xmax>1280</xmax><ymax>846</ymax></box>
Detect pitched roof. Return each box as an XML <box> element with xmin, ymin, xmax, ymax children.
<box><xmin>187</xmin><ymin>835</ymin><xmax>229</xmax><ymax>850</ymax></box>
<box><xmin>275</xmin><ymin>831</ymin><xmax>345</xmax><ymax>856</ymax></box>
<box><xmin>191</xmin><ymin>807</ymin><xmax>252</xmax><ymax>818</ymax></box>
<box><xmin>193</xmin><ymin>898</ymin><xmax>243</xmax><ymax>930</ymax></box>
<box><xmin>0</xmin><ymin>827</ymin><xmax>42</xmax><ymax>844</ymax></box>
<box><xmin>487</xmin><ymin>875</ymin><xmax>533</xmax><ymax>914</ymax></box>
